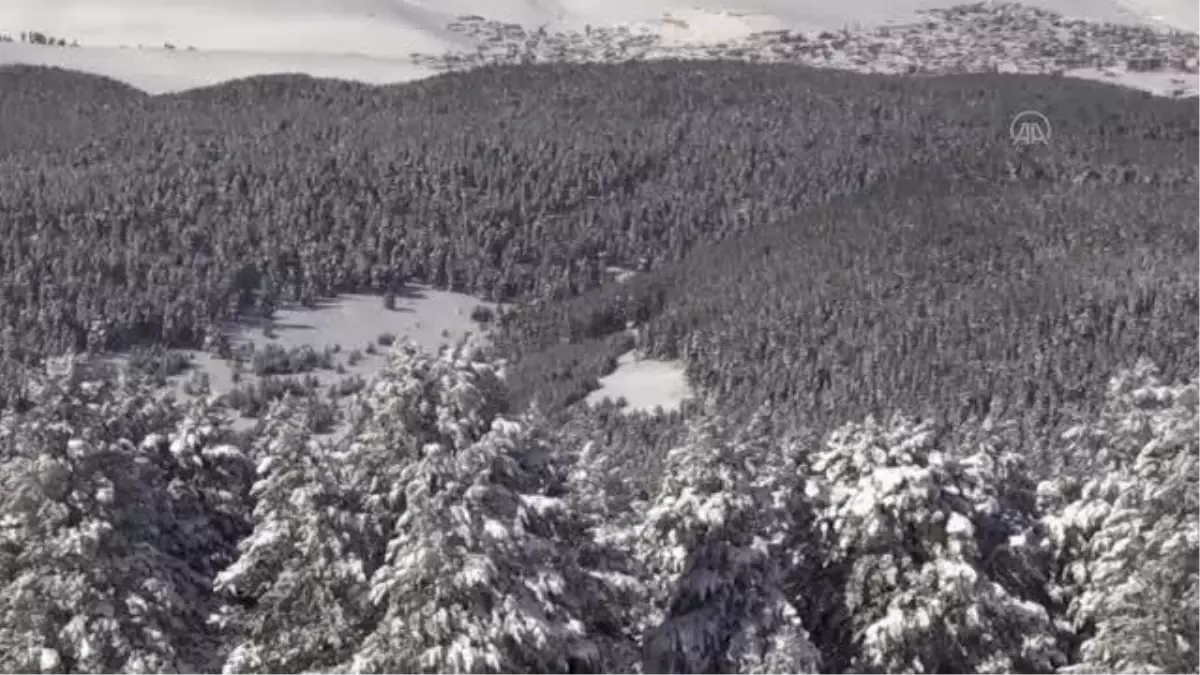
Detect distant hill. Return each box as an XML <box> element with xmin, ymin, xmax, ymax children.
<box><xmin>0</xmin><ymin>0</ymin><xmax>1195</xmax><ymax>92</ymax></box>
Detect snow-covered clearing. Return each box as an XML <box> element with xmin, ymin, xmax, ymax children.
<box><xmin>605</xmin><ymin>267</ymin><xmax>638</xmax><ymax>284</ymax></box>
<box><xmin>586</xmin><ymin>350</ymin><xmax>694</xmax><ymax>414</ymax></box>
<box><xmin>1062</xmin><ymin>66</ymin><xmax>1199</xmax><ymax>96</ymax></box>
<box><xmin>1113</xmin><ymin>0</ymin><xmax>1199</xmax><ymax>31</ymax></box>
<box><xmin>230</xmin><ymin>287</ymin><xmax>489</xmax><ymax>358</ymax></box>
<box><xmin>190</xmin><ymin>285</ymin><xmax>492</xmax><ymax>391</ymax></box>
<box><xmin>1</xmin><ymin>0</ymin><xmax>1195</xmax><ymax>94</ymax></box>
<box><xmin>0</xmin><ymin>0</ymin><xmax>471</xmax><ymax>57</ymax></box>
<box><xmin>119</xmin><ymin>286</ymin><xmax>496</xmax><ymax>432</ymax></box>
<box><xmin>5</xmin><ymin>0</ymin><xmax>1193</xmax><ymax>49</ymax></box>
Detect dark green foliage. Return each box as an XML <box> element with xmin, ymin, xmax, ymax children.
<box><xmin>14</xmin><ymin>31</ymin><xmax>75</xmax><ymax>47</ymax></box>
<box><xmin>552</xmin><ymin>403</ymin><xmax>687</xmax><ymax>509</ymax></box>
<box><xmin>305</xmin><ymin>398</ymin><xmax>338</xmax><ymax>434</ymax></box>
<box><xmin>0</xmin><ymin>65</ymin><xmax>142</xmax><ymax>159</ymax></box>
<box><xmin>0</xmin><ymin>58</ymin><xmax>1190</xmax><ymax>483</ymax></box>
<box><xmin>497</xmin><ymin>131</ymin><xmax>1197</xmax><ymax>445</ymax></box>
<box><xmin>647</xmin><ymin>172</ymin><xmax>1194</xmax><ymax>442</ymax></box>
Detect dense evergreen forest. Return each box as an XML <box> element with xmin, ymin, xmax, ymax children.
<box><xmin>0</xmin><ymin>56</ymin><xmax>1195</xmax><ymax>673</ymax></box>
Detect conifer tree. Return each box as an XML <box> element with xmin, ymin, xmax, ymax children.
<box><xmin>329</xmin><ymin>341</ymin><xmax>625</xmax><ymax>672</ymax></box>
<box><xmin>347</xmin><ymin>417</ymin><xmax>612</xmax><ymax>673</ymax></box>
<box><xmin>639</xmin><ymin>408</ymin><xmax>822</xmax><ymax>674</ymax></box>
<box><xmin>1040</xmin><ymin>359</ymin><xmax>1198</xmax><ymax>674</ymax></box>
<box><xmin>0</xmin><ymin>357</ymin><xmax>242</xmax><ymax>673</ymax></box>
<box><xmin>808</xmin><ymin>413</ymin><xmax>1063</xmax><ymax>673</ymax></box>
<box><xmin>214</xmin><ymin>400</ymin><xmax>373</xmax><ymax>674</ymax></box>
<box><xmin>219</xmin><ymin>341</ymin><xmax>631</xmax><ymax>673</ymax></box>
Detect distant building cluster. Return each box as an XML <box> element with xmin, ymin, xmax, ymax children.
<box><xmin>412</xmin><ymin>2</ymin><xmax>1197</xmax><ymax>84</ymax></box>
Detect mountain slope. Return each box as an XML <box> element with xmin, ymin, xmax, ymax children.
<box><xmin>0</xmin><ymin>0</ymin><xmax>1195</xmax><ymax>93</ymax></box>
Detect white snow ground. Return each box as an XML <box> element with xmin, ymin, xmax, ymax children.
<box><xmin>1113</xmin><ymin>0</ymin><xmax>1199</xmax><ymax>31</ymax></box>
<box><xmin>1</xmin><ymin>0</ymin><xmax>1196</xmax><ymax>93</ymax></box>
<box><xmin>0</xmin><ymin>42</ymin><xmax>437</xmax><ymax>94</ymax></box>
<box><xmin>136</xmin><ymin>287</ymin><xmax>496</xmax><ymax>432</ymax></box>
<box><xmin>186</xmin><ymin>287</ymin><xmax>493</xmax><ymax>393</ymax></box>
<box><xmin>1063</xmin><ymin>66</ymin><xmax>1199</xmax><ymax>96</ymax></box>
<box><xmin>585</xmin><ymin>350</ymin><xmax>694</xmax><ymax>414</ymax></box>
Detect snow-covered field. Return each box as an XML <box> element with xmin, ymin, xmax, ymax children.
<box><xmin>136</xmin><ymin>287</ymin><xmax>495</xmax><ymax>430</ymax></box>
<box><xmin>0</xmin><ymin>42</ymin><xmax>438</xmax><ymax>94</ymax></box>
<box><xmin>1</xmin><ymin>0</ymin><xmax>1195</xmax><ymax>94</ymax></box>
<box><xmin>1063</xmin><ymin>65</ymin><xmax>1198</xmax><ymax>95</ymax></box>
<box><xmin>586</xmin><ymin>350</ymin><xmax>694</xmax><ymax>413</ymax></box>
<box><xmin>1114</xmin><ymin>0</ymin><xmax>1199</xmax><ymax>31</ymax></box>
<box><xmin>226</xmin><ymin>288</ymin><xmax>489</xmax><ymax>360</ymax></box>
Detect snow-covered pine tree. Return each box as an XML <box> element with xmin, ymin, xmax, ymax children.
<box><xmin>556</xmin><ymin>423</ymin><xmax>647</xmax><ymax>673</ymax></box>
<box><xmin>213</xmin><ymin>397</ymin><xmax>376</xmax><ymax>674</ymax></box>
<box><xmin>560</xmin><ymin>411</ymin><xmax>667</xmax><ymax>611</ymax></box>
<box><xmin>344</xmin><ymin>354</ymin><xmax>621</xmax><ymax>674</ymax></box>
<box><xmin>220</xmin><ymin>340</ymin><xmax>626</xmax><ymax>673</ymax></box>
<box><xmin>808</xmin><ymin>413</ymin><xmax>1063</xmax><ymax>673</ymax></box>
<box><xmin>638</xmin><ymin>406</ymin><xmax>822</xmax><ymax>674</ymax></box>
<box><xmin>347</xmin><ymin>416</ymin><xmax>608</xmax><ymax>673</ymax></box>
<box><xmin>0</xmin><ymin>356</ymin><xmax>239</xmax><ymax>673</ymax></box>
<box><xmin>1039</xmin><ymin>359</ymin><xmax>1198</xmax><ymax>674</ymax></box>
<box><xmin>337</xmin><ymin>338</ymin><xmax>517</xmax><ymax>606</ymax></box>
<box><xmin>142</xmin><ymin>394</ymin><xmax>255</xmax><ymax>582</ymax></box>
<box><xmin>217</xmin><ymin>340</ymin><xmax>510</xmax><ymax>672</ymax></box>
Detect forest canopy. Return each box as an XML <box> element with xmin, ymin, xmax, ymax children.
<box><xmin>0</xmin><ymin>58</ymin><xmax>1195</xmax><ymax>673</ymax></box>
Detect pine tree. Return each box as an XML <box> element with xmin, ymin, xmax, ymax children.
<box><xmin>0</xmin><ymin>357</ymin><xmax>240</xmax><ymax>673</ymax></box>
<box><xmin>1040</xmin><ymin>359</ymin><xmax>1198</xmax><ymax>674</ymax></box>
<box><xmin>335</xmin><ymin>341</ymin><xmax>620</xmax><ymax>672</ymax></box>
<box><xmin>347</xmin><ymin>417</ymin><xmax>610</xmax><ymax>673</ymax></box>
<box><xmin>808</xmin><ymin>413</ymin><xmax>1063</xmax><ymax>673</ymax></box>
<box><xmin>214</xmin><ymin>399</ymin><xmax>374</xmax><ymax>674</ymax></box>
<box><xmin>638</xmin><ymin>408</ymin><xmax>822</xmax><ymax>674</ymax></box>
<box><xmin>558</xmin><ymin>429</ymin><xmax>647</xmax><ymax>673</ymax></box>
<box><xmin>218</xmin><ymin>341</ymin><xmax>627</xmax><ymax>673</ymax></box>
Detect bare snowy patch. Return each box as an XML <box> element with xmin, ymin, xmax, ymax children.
<box><xmin>0</xmin><ymin>41</ymin><xmax>437</xmax><ymax>94</ymax></box>
<box><xmin>585</xmin><ymin>350</ymin><xmax>693</xmax><ymax>414</ymax></box>
<box><xmin>119</xmin><ymin>286</ymin><xmax>497</xmax><ymax>433</ymax></box>
<box><xmin>207</xmin><ymin>286</ymin><xmax>489</xmax><ymax>379</ymax></box>
<box><xmin>235</xmin><ymin>287</ymin><xmax>490</xmax><ymax>354</ymax></box>
<box><xmin>605</xmin><ymin>266</ymin><xmax>638</xmax><ymax>284</ymax></box>
<box><xmin>1063</xmin><ymin>65</ymin><xmax>1199</xmax><ymax>95</ymax></box>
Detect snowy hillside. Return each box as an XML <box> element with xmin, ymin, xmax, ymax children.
<box><xmin>0</xmin><ymin>0</ymin><xmax>1196</xmax><ymax>93</ymax></box>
